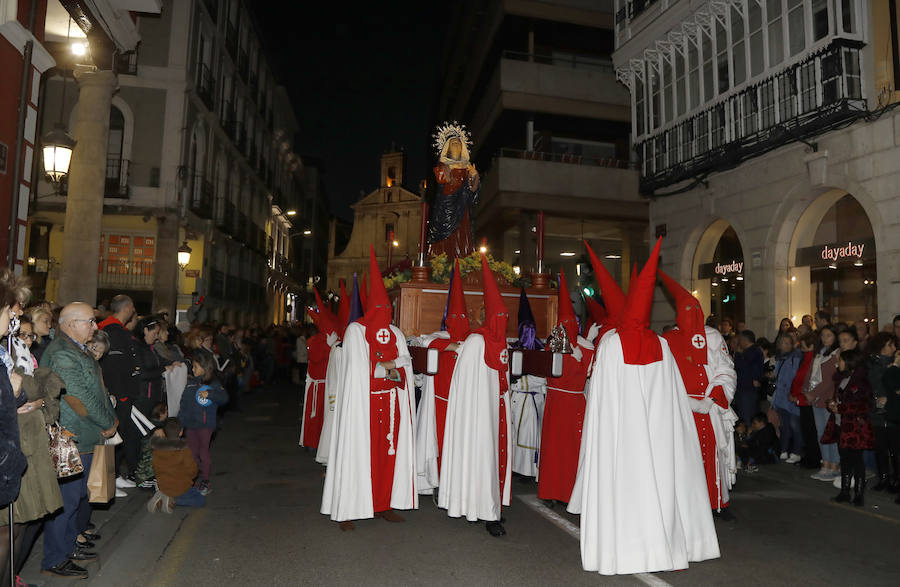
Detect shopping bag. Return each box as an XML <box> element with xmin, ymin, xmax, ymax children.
<box><xmin>87</xmin><ymin>444</ymin><xmax>116</xmax><ymax>503</ymax></box>
<box><xmin>48</xmin><ymin>422</ymin><xmax>83</xmax><ymax>478</ymax></box>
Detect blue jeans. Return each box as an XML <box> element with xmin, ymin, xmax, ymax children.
<box><xmin>777</xmin><ymin>409</ymin><xmax>804</xmax><ymax>455</ymax></box>
<box><xmin>813</xmin><ymin>406</ymin><xmax>840</xmax><ymax>464</ymax></box>
<box><xmin>42</xmin><ymin>452</ymin><xmax>92</xmax><ymax>569</ymax></box>
<box><xmin>175</xmin><ymin>486</ymin><xmax>206</xmax><ymax>508</ymax></box>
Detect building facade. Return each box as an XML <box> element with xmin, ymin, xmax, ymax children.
<box><xmin>435</xmin><ymin>0</ymin><xmax>648</xmax><ymax>294</ymax></box>
<box><xmin>614</xmin><ymin>0</ymin><xmax>899</xmax><ymax>334</ymax></box>
<box><xmin>26</xmin><ymin>0</ymin><xmax>310</xmax><ymax>325</ymax></box>
<box><xmin>327</xmin><ymin>150</ymin><xmax>423</xmax><ymax>291</ymax></box>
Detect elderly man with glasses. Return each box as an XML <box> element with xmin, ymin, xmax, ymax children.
<box><xmin>39</xmin><ymin>302</ymin><xmax>118</xmax><ymax>579</ymax></box>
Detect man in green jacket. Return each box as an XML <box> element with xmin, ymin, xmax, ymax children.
<box><xmin>39</xmin><ymin>302</ymin><xmax>118</xmax><ymax>579</ymax></box>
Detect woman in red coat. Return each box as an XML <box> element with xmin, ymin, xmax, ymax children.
<box><xmin>827</xmin><ymin>348</ymin><xmax>875</xmax><ymax>506</ymax></box>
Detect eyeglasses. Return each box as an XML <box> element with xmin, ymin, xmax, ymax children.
<box><xmin>71</xmin><ymin>318</ymin><xmax>97</xmax><ymax>325</ymax></box>
<box><xmin>18</xmin><ymin>333</ymin><xmax>36</xmax><ymax>341</ymax></box>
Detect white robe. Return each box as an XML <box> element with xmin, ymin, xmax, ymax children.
<box><xmin>568</xmin><ymin>331</ymin><xmax>719</xmax><ymax>575</ymax></box>
<box><xmin>701</xmin><ymin>327</ymin><xmax>739</xmax><ymax>509</ymax></box>
<box><xmin>438</xmin><ymin>333</ymin><xmax>512</xmax><ymax>521</ymax></box>
<box><xmin>509</xmin><ymin>374</ymin><xmax>546</xmax><ymax>478</ymax></box>
<box><xmin>315</xmin><ymin>346</ymin><xmax>344</xmax><ymax>464</ymax></box>
<box><xmin>320</xmin><ymin>323</ymin><xmax>418</xmax><ymax>521</ymax></box>
<box><xmin>412</xmin><ymin>332</ymin><xmax>449</xmax><ymax>494</ymax></box>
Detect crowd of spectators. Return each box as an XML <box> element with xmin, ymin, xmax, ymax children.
<box><xmin>713</xmin><ymin>311</ymin><xmax>900</xmax><ymax>508</ymax></box>
<box><xmin>0</xmin><ymin>277</ymin><xmax>309</xmax><ymax>584</ymax></box>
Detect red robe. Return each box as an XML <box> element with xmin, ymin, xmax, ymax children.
<box><xmin>427</xmin><ymin>337</ymin><xmax>460</xmax><ymax>475</ymax></box>
<box><xmin>662</xmin><ymin>330</ymin><xmax>730</xmax><ymax>511</ymax></box>
<box><xmin>538</xmin><ymin>341</ymin><xmax>595</xmax><ymax>502</ymax></box>
<box><xmin>369</xmin><ymin>363</ymin><xmax>406</xmax><ymax>512</ymax></box>
<box><xmin>301</xmin><ymin>334</ymin><xmax>330</xmax><ymax>448</ymax></box>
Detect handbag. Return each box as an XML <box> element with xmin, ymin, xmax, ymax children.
<box><xmin>48</xmin><ymin>422</ymin><xmax>84</xmax><ymax>478</ymax></box>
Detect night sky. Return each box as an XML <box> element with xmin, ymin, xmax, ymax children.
<box><xmin>251</xmin><ymin>3</ymin><xmax>446</xmax><ymax>221</ymax></box>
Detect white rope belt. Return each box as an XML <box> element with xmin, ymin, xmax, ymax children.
<box><xmin>372</xmin><ymin>388</ymin><xmax>397</xmax><ymax>455</ymax></box>
<box><xmin>308</xmin><ymin>379</ymin><xmax>325</xmax><ymax>417</ymax></box>
<box><xmin>547</xmin><ymin>386</ymin><xmax>584</xmax><ymax>395</ymax></box>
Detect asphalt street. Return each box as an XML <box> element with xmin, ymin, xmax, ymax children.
<box><xmin>21</xmin><ymin>382</ymin><xmax>900</xmax><ymax>586</ymax></box>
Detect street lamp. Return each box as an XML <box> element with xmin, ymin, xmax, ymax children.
<box><xmin>41</xmin><ymin>125</ymin><xmax>76</xmax><ymax>186</ymax></box>
<box><xmin>303</xmin><ymin>229</ymin><xmax>311</xmax><ymax>235</ymax></box>
<box><xmin>177</xmin><ymin>241</ymin><xmax>192</xmax><ymax>270</ymax></box>
<box><xmin>286</xmin><ymin>210</ymin><xmax>297</xmax><ymax>216</ymax></box>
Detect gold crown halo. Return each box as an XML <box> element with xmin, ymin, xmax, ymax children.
<box><xmin>432</xmin><ymin>121</ymin><xmax>472</xmax><ymax>156</ymax></box>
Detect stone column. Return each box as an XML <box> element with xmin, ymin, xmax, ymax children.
<box><xmin>57</xmin><ymin>70</ymin><xmax>117</xmax><ymax>305</ymax></box>
<box><xmin>153</xmin><ymin>214</ymin><xmax>179</xmax><ymax>314</ymax></box>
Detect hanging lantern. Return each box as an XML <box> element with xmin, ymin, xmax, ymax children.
<box><xmin>41</xmin><ymin>125</ymin><xmax>76</xmax><ymax>184</ymax></box>
<box><xmin>177</xmin><ymin>241</ymin><xmax>193</xmax><ymax>270</ymax></box>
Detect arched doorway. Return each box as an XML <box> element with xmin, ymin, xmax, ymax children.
<box><xmin>692</xmin><ymin>220</ymin><xmax>746</xmax><ymax>326</ymax></box>
<box><xmin>789</xmin><ymin>193</ymin><xmax>876</xmax><ymax>325</ymax></box>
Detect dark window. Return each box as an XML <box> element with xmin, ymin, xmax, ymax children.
<box><xmin>385</xmin><ymin>223</ymin><xmax>394</xmax><ymax>242</ymax></box>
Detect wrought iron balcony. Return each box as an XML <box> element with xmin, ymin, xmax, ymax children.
<box><xmin>98</xmin><ymin>257</ymin><xmax>154</xmax><ymax>290</ymax></box>
<box><xmin>197</xmin><ymin>64</ymin><xmax>215</xmax><ymax>110</ymax></box>
<box><xmin>218</xmin><ymin>198</ymin><xmax>235</xmax><ymax>232</ymax></box>
<box><xmin>115</xmin><ymin>51</ymin><xmax>138</xmax><ymax>75</ymax></box>
<box><xmin>636</xmin><ymin>38</ymin><xmax>865</xmax><ymax>194</ymax></box>
<box><xmin>191</xmin><ymin>178</ymin><xmax>214</xmax><ymax>219</ymax></box>
<box><xmin>105</xmin><ymin>158</ymin><xmax>129</xmax><ymax>198</ymax></box>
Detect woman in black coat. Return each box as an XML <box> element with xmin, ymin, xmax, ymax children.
<box><xmin>132</xmin><ymin>316</ymin><xmax>172</xmax><ymax>416</ymax></box>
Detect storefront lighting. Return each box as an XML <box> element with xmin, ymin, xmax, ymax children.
<box><xmin>791</xmin><ymin>315</ymin><xmax>797</xmax><ymax>322</ymax></box>
<box><xmin>513</xmin><ymin>266</ymin><xmax>521</xmax><ymax>275</ymax></box>
<box><xmin>605</xmin><ymin>254</ymin><xmax>622</xmax><ymax>259</ymax></box>
<box><xmin>286</xmin><ymin>210</ymin><xmax>297</xmax><ymax>216</ymax></box>
<box><xmin>303</xmin><ymin>229</ymin><xmax>312</xmax><ymax>235</ymax></box>
<box><xmin>853</xmin><ymin>258</ymin><xmax>863</xmax><ymax>267</ymax></box>
<box><xmin>712</xmin><ymin>282</ymin><xmax>719</xmax><ymax>287</ymax></box>
<box><xmin>392</xmin><ymin>240</ymin><xmax>399</xmax><ymax>247</ymax></box>
<box><xmin>736</xmin><ymin>275</ymin><xmax>744</xmax><ymax>281</ymax></box>
<box><xmin>71</xmin><ymin>42</ymin><xmax>87</xmax><ymax>56</ymax></box>
<box><xmin>864</xmin><ymin>318</ymin><xmax>869</xmax><ymax>323</ymax></box>
<box><xmin>791</xmin><ymin>276</ymin><xmax>796</xmax><ymax>282</ymax></box>
<box><xmin>691</xmin><ymin>290</ymin><xmax>698</xmax><ymax>296</ymax></box>
<box><xmin>514</xmin><ymin>249</ymin><xmax>521</xmax><ymax>254</ymax></box>
<box><xmin>560</xmin><ymin>251</ymin><xmax>576</xmax><ymax>257</ymax></box>
<box><xmin>828</xmin><ymin>262</ymin><xmax>837</xmax><ymax>269</ymax></box>
<box><xmin>479</xmin><ymin>245</ymin><xmax>488</xmax><ymax>253</ymax></box>
<box><xmin>576</xmin><ymin>264</ymin><xmax>581</xmax><ymax>276</ymax></box>
<box><xmin>27</xmin><ymin>257</ymin><xmax>35</xmax><ymax>266</ymax></box>
<box><xmin>177</xmin><ymin>241</ymin><xmax>192</xmax><ymax>270</ymax></box>
<box><xmin>721</xmin><ymin>277</ymin><xmax>729</xmax><ymax>282</ymax></box>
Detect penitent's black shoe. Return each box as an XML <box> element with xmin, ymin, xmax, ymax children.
<box><xmin>485</xmin><ymin>521</ymin><xmax>506</xmax><ymax>537</ymax></box>
<box><xmin>713</xmin><ymin>508</ymin><xmax>737</xmax><ymax>522</ymax></box>
<box><xmin>41</xmin><ymin>560</ymin><xmax>88</xmax><ymax>579</ymax></box>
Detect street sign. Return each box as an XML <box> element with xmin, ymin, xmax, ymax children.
<box><xmin>185</xmin><ymin>269</ymin><xmax>200</xmax><ymax>278</ymax></box>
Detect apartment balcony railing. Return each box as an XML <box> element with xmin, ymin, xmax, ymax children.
<box><xmin>218</xmin><ymin>199</ymin><xmax>235</xmax><ymax>233</ymax></box>
<box><xmin>225</xmin><ymin>23</ymin><xmax>238</xmax><ymax>59</ymax></box>
<box><xmin>501</xmin><ymin>50</ymin><xmax>614</xmax><ymax>73</ymax></box>
<box><xmin>636</xmin><ymin>38</ymin><xmax>865</xmax><ymax>194</ymax></box>
<box><xmin>197</xmin><ymin>64</ymin><xmax>215</xmax><ymax>110</ymax></box>
<box><xmin>202</xmin><ymin>0</ymin><xmax>217</xmax><ymax>21</ymax></box>
<box><xmin>115</xmin><ymin>50</ymin><xmax>138</xmax><ymax>75</ymax></box>
<box><xmin>616</xmin><ymin>0</ymin><xmax>660</xmax><ymax>26</ymax></box>
<box><xmin>98</xmin><ymin>258</ymin><xmax>154</xmax><ymax>290</ymax></box>
<box><xmin>105</xmin><ymin>158</ymin><xmax>129</xmax><ymax>198</ymax></box>
<box><xmin>190</xmin><ymin>178</ymin><xmax>214</xmax><ymax>219</ymax></box>
<box><xmin>234</xmin><ymin>212</ymin><xmax>248</xmax><ymax>244</ymax></box>
<box><xmin>495</xmin><ymin>148</ymin><xmax>632</xmax><ymax>169</ymax></box>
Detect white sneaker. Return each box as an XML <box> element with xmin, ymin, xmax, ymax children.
<box><xmin>785</xmin><ymin>453</ymin><xmax>802</xmax><ymax>464</ymax></box>
<box><xmin>115</xmin><ymin>488</ymin><xmax>128</xmax><ymax>498</ymax></box>
<box><xmin>832</xmin><ymin>475</ymin><xmax>855</xmax><ymax>489</ymax></box>
<box><xmin>780</xmin><ymin>452</ymin><xmax>789</xmax><ymax>461</ymax></box>
<box><xmin>116</xmin><ymin>476</ymin><xmax>136</xmax><ymax>489</ymax></box>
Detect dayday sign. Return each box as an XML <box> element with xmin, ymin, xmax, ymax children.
<box><xmin>794</xmin><ymin>238</ymin><xmax>875</xmax><ymax>267</ymax></box>
<box><xmin>698</xmin><ymin>259</ymin><xmax>743</xmax><ymax>279</ymax></box>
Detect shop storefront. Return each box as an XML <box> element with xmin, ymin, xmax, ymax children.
<box><xmin>694</xmin><ymin>226</ymin><xmax>745</xmax><ymax>326</ymax></box>
<box><xmin>791</xmin><ymin>195</ymin><xmax>876</xmax><ymax>325</ymax></box>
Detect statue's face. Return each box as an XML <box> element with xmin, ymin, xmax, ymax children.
<box><xmin>448</xmin><ymin>138</ymin><xmax>462</xmax><ymax>160</ymax></box>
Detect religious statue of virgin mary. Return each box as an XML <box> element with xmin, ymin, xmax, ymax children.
<box><xmin>428</xmin><ymin>122</ymin><xmax>480</xmax><ymax>257</ymax></box>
